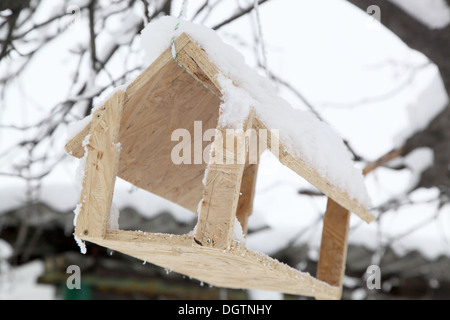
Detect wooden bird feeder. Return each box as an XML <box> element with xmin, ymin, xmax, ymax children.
<box><xmin>66</xmin><ymin>33</ymin><xmax>374</xmax><ymax>300</ymax></box>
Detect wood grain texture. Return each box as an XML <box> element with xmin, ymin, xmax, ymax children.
<box><xmin>316</xmin><ymin>159</ymin><xmax>385</xmax><ymax>298</ymax></box>
<box><xmin>194</xmin><ymin>111</ymin><xmax>256</xmax><ymax>249</ymax></box>
<box><xmin>66</xmin><ymin>124</ymin><xmax>91</xmax><ymax>159</ymax></box>
<box><xmin>80</xmin><ymin>230</ymin><xmax>341</xmax><ymax>299</ymax></box>
<box><xmin>316</xmin><ymin>198</ymin><xmax>351</xmax><ymax>299</ymax></box>
<box><xmin>194</xmin><ymin>162</ymin><xmax>245</xmax><ymax>249</ymax></box>
<box><xmin>236</xmin><ymin>163</ymin><xmax>259</xmax><ymax>234</ymax></box>
<box><xmin>252</xmin><ymin>117</ymin><xmax>374</xmax><ymax>223</ymax></box>
<box><xmin>74</xmin><ymin>91</ymin><xmax>125</xmax><ymax>239</ymax></box>
<box><xmin>176</xmin><ymin>39</ymin><xmax>221</xmax><ymax>96</ymax></box>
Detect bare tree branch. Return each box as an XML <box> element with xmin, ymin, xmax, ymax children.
<box><xmin>88</xmin><ymin>0</ymin><xmax>98</xmax><ymax>71</ymax></box>
<box><xmin>212</xmin><ymin>0</ymin><xmax>271</xmax><ymax>30</ymax></box>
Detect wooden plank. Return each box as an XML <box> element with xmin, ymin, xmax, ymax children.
<box><xmin>316</xmin><ymin>158</ymin><xmax>387</xmax><ymax>298</ymax></box>
<box><xmin>316</xmin><ymin>198</ymin><xmax>351</xmax><ymax>300</ymax></box>
<box><xmin>118</xmin><ymin>42</ymin><xmax>220</xmax><ymax>215</ymax></box>
<box><xmin>194</xmin><ymin>161</ymin><xmax>245</xmax><ymax>249</ymax></box>
<box><xmin>194</xmin><ymin>111</ymin><xmax>255</xmax><ymax>249</ymax></box>
<box><xmin>253</xmin><ymin>117</ymin><xmax>374</xmax><ymax>223</ymax></box>
<box><xmin>66</xmin><ymin>124</ymin><xmax>91</xmax><ymax>159</ymax></box>
<box><xmin>83</xmin><ymin>230</ymin><xmax>341</xmax><ymax>299</ymax></box>
<box><xmin>176</xmin><ymin>39</ymin><xmax>221</xmax><ymax>96</ymax></box>
<box><xmin>236</xmin><ymin>163</ymin><xmax>259</xmax><ymax>234</ymax></box>
<box><xmin>74</xmin><ymin>91</ymin><xmax>125</xmax><ymax>239</ymax></box>
<box><xmin>67</xmin><ymin>33</ymin><xmax>222</xmax><ymax>215</ymax></box>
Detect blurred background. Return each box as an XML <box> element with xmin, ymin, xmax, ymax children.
<box><xmin>0</xmin><ymin>0</ymin><xmax>449</xmax><ymax>300</ymax></box>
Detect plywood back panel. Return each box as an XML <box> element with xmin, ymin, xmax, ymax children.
<box><xmin>118</xmin><ymin>46</ymin><xmax>221</xmax><ymax>213</ymax></box>
<box><xmin>67</xmin><ymin>34</ymin><xmax>222</xmax><ymax>214</ymax></box>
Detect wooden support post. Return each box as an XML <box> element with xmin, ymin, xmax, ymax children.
<box><xmin>195</xmin><ymin>111</ymin><xmax>255</xmax><ymax>249</ymax></box>
<box><xmin>316</xmin><ymin>198</ymin><xmax>351</xmax><ymax>300</ymax></box>
<box><xmin>75</xmin><ymin>91</ymin><xmax>125</xmax><ymax>240</ymax></box>
<box><xmin>236</xmin><ymin>163</ymin><xmax>259</xmax><ymax>235</ymax></box>
<box><xmin>194</xmin><ymin>162</ymin><xmax>246</xmax><ymax>249</ymax></box>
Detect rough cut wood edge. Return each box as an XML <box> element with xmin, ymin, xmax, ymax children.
<box><xmin>177</xmin><ymin>38</ymin><xmax>221</xmax><ymax>96</ymax></box>
<box><xmin>66</xmin><ymin>124</ymin><xmax>91</xmax><ymax>159</ymax></box>
<box><xmin>74</xmin><ymin>91</ymin><xmax>125</xmax><ymax>239</ymax></box>
<box><xmin>252</xmin><ymin>117</ymin><xmax>375</xmax><ymax>224</ymax></box>
<box><xmin>236</xmin><ymin>162</ymin><xmax>259</xmax><ymax>234</ymax></box>
<box><xmin>316</xmin><ymin>198</ymin><xmax>351</xmax><ymax>300</ymax></box>
<box><xmin>79</xmin><ymin>230</ymin><xmax>341</xmax><ymax>299</ymax></box>
<box><xmin>316</xmin><ymin>158</ymin><xmax>385</xmax><ymax>297</ymax></box>
<box><xmin>65</xmin><ymin>33</ymin><xmax>220</xmax><ymax>158</ymax></box>
<box><xmin>194</xmin><ymin>111</ymin><xmax>256</xmax><ymax>249</ymax></box>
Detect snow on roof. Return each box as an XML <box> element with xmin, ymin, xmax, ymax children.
<box><xmin>141</xmin><ymin>16</ymin><xmax>372</xmax><ymax>208</ymax></box>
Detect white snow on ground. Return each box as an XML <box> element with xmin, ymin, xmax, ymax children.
<box><xmin>0</xmin><ymin>239</ymin><xmax>13</xmax><ymax>260</ymax></box>
<box><xmin>0</xmin><ymin>260</ymin><xmax>55</xmax><ymax>300</ymax></box>
<box><xmin>389</xmin><ymin>0</ymin><xmax>450</xmax><ymax>29</ymax></box>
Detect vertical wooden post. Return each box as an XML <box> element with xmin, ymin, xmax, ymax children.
<box><xmin>75</xmin><ymin>91</ymin><xmax>125</xmax><ymax>240</ymax></box>
<box><xmin>194</xmin><ymin>111</ymin><xmax>255</xmax><ymax>249</ymax></box>
<box><xmin>236</xmin><ymin>163</ymin><xmax>259</xmax><ymax>235</ymax></box>
<box><xmin>316</xmin><ymin>198</ymin><xmax>351</xmax><ymax>299</ymax></box>
<box><xmin>194</xmin><ymin>162</ymin><xmax>246</xmax><ymax>249</ymax></box>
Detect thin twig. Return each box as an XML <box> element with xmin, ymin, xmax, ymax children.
<box><xmin>141</xmin><ymin>0</ymin><xmax>150</xmax><ymax>24</ymax></box>
<box><xmin>88</xmin><ymin>0</ymin><xmax>98</xmax><ymax>71</ymax></box>
<box><xmin>212</xmin><ymin>0</ymin><xmax>271</xmax><ymax>30</ymax></box>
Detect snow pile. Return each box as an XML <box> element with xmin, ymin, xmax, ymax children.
<box><xmin>395</xmin><ymin>65</ymin><xmax>448</xmax><ymax>146</ymax></box>
<box><xmin>141</xmin><ymin>16</ymin><xmax>371</xmax><ymax>208</ymax></box>
<box><xmin>66</xmin><ymin>115</ymin><xmax>92</xmax><ymax>143</ymax></box>
<box><xmin>0</xmin><ymin>260</ymin><xmax>55</xmax><ymax>300</ymax></box>
<box><xmin>233</xmin><ymin>218</ymin><xmax>246</xmax><ymax>245</ymax></box>
<box><xmin>0</xmin><ymin>239</ymin><xmax>13</xmax><ymax>260</ymax></box>
<box><xmin>389</xmin><ymin>0</ymin><xmax>450</xmax><ymax>29</ymax></box>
